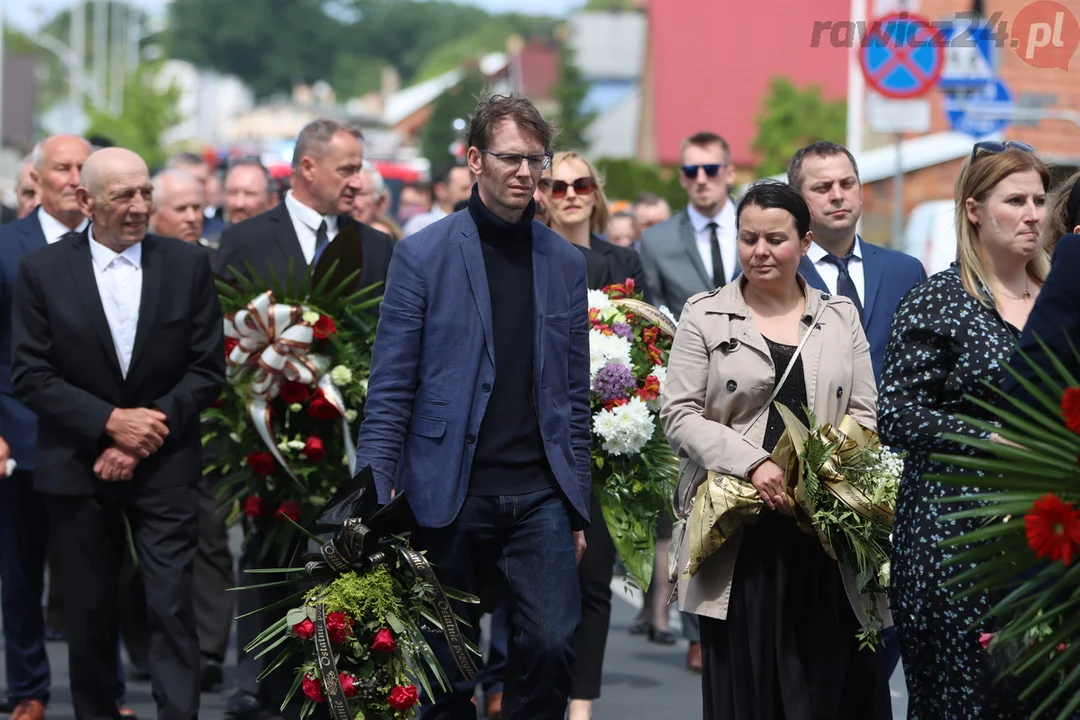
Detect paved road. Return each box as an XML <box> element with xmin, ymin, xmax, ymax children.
<box><xmin>3</xmin><ymin>575</ymin><xmax>908</xmax><ymax>719</ymax></box>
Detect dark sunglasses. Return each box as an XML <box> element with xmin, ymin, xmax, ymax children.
<box><xmin>969</xmin><ymin>140</ymin><xmax>1035</xmax><ymax>164</ymax></box>
<box><xmin>681</xmin><ymin>163</ymin><xmax>727</xmax><ymax>179</ymax></box>
<box><xmin>551</xmin><ymin>177</ymin><xmax>596</xmax><ymax>199</ymax></box>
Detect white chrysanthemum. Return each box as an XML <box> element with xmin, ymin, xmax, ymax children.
<box><xmin>344</xmin><ymin>409</ymin><xmax>358</xmax><ymax>423</ymax></box>
<box><xmin>330</xmin><ymin>365</ymin><xmax>353</xmax><ymax>386</ymax></box>
<box><xmin>592</xmin><ymin>397</ymin><xmax>655</xmax><ymax>456</ymax></box>
<box><xmin>659</xmin><ymin>305</ymin><xmax>678</xmax><ymax>327</ymax></box>
<box><xmin>879</xmin><ymin>561</ymin><xmax>891</xmax><ymax>588</ymax></box>
<box><xmin>587</xmin><ymin>289</ymin><xmax>612</xmax><ymax>311</ymax></box>
<box><xmin>302</xmin><ymin>310</ymin><xmax>320</xmax><ymax>324</ymax></box>
<box><xmin>229</xmin><ymin>432</ymin><xmax>242</xmax><ymax>443</ymax></box>
<box><xmin>648</xmin><ymin>364</ymin><xmax>668</xmax><ymax>410</ymax></box>
<box><xmin>358</xmin><ymin>378</ymin><xmax>369</xmax><ymax>395</ymax></box>
<box><xmin>287</xmin><ymin>439</ymin><xmax>305</xmax><ymax>451</ymax></box>
<box><xmin>589</xmin><ymin>329</ymin><xmax>632</xmax><ymax>379</ymax></box>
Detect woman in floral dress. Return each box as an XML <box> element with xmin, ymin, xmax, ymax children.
<box><xmin>879</xmin><ymin>142</ymin><xmax>1050</xmax><ymax>718</ymax></box>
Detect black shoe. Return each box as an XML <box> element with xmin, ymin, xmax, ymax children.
<box><xmin>200</xmin><ymin>657</ymin><xmax>224</xmax><ymax>692</ymax></box>
<box><xmin>225</xmin><ymin>691</ymin><xmax>262</xmax><ymax>720</ymax></box>
<box><xmin>628</xmin><ymin>620</ymin><xmax>651</xmax><ymax>636</ymax></box>
<box><xmin>648</xmin><ymin>626</ymin><xmax>678</xmax><ymax>645</ymax></box>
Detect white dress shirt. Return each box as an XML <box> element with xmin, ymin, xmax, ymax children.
<box><xmin>687</xmin><ymin>201</ymin><xmax>738</xmax><ymax>285</ymax></box>
<box><xmin>402</xmin><ymin>204</ymin><xmax>449</xmax><ymax>237</ymax></box>
<box><xmin>284</xmin><ymin>190</ymin><xmax>339</xmax><ymax>265</ymax></box>
<box><xmin>89</xmin><ymin>228</ymin><xmax>143</xmax><ymax>378</ymax></box>
<box><xmin>37</xmin><ymin>207</ymin><xmax>89</xmax><ymax>244</ymax></box>
<box><xmin>807</xmin><ymin>236</ymin><xmax>867</xmax><ymax>304</ymax></box>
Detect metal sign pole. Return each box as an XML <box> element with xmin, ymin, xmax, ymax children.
<box><xmin>893</xmin><ymin>133</ymin><xmax>904</xmax><ymax>243</ymax></box>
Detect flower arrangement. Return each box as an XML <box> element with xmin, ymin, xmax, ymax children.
<box><xmin>587</xmin><ymin>279</ymin><xmax>680</xmax><ymax>590</ymax></box>
<box><xmin>928</xmin><ymin>343</ymin><xmax>1080</xmax><ymax>719</ymax></box>
<box><xmin>206</xmin><ymin>238</ymin><xmax>381</xmax><ymax>563</ymax></box>
<box><xmin>244</xmin><ymin>467</ymin><xmax>481</xmax><ymax>720</ymax></box>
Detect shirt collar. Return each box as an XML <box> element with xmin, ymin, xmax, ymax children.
<box><xmin>285</xmin><ymin>190</ymin><xmax>338</xmax><ymax>237</ymax></box>
<box><xmin>809</xmin><ymin>235</ymin><xmax>862</xmax><ymax>263</ymax></box>
<box><xmin>686</xmin><ymin>200</ymin><xmax>735</xmax><ymax>233</ymax></box>
<box><xmin>38</xmin><ymin>206</ymin><xmax>89</xmax><ymax>243</ymax></box>
<box><xmin>88</xmin><ymin>225</ymin><xmax>142</xmax><ymax>272</ymax></box>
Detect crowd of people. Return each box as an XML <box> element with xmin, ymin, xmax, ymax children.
<box><xmin>0</xmin><ymin>89</ymin><xmax>1078</xmax><ymax>720</ymax></box>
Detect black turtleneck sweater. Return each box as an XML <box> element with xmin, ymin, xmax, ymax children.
<box><xmin>467</xmin><ymin>186</ymin><xmax>556</xmax><ymax>496</ymax></box>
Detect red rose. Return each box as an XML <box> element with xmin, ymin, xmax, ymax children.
<box><xmin>246</xmin><ymin>451</ymin><xmax>275</xmax><ymax>475</ymax></box>
<box><xmin>371</xmin><ymin>627</ymin><xmax>396</xmax><ymax>653</ymax></box>
<box><xmin>224</xmin><ymin>337</ymin><xmax>239</xmax><ymax>357</ymax></box>
<box><xmin>313</xmin><ymin>315</ymin><xmax>337</xmax><ymax>339</ymax></box>
<box><xmin>387</xmin><ymin>685</ymin><xmax>419</xmax><ymax>710</ymax></box>
<box><xmin>338</xmin><ymin>672</ymin><xmax>358</xmax><ymax>698</ymax></box>
<box><xmin>291</xmin><ymin>618</ymin><xmax>315</xmax><ymax>640</ymax></box>
<box><xmin>277</xmin><ymin>500</ymin><xmax>302</xmax><ymax>523</ymax></box>
<box><xmin>325</xmin><ymin>611</ymin><xmax>354</xmax><ymax>643</ymax></box>
<box><xmin>1063</xmin><ymin>387</ymin><xmax>1080</xmax><ymax>434</ymax></box>
<box><xmin>210</xmin><ymin>396</ymin><xmax>225</xmax><ymax>409</ymax></box>
<box><xmin>306</xmin><ymin>393</ymin><xmax>340</xmax><ymax>421</ymax></box>
<box><xmin>301</xmin><ymin>674</ymin><xmax>324</xmax><ymax>703</ymax></box>
<box><xmin>302</xmin><ymin>436</ymin><xmax>325</xmax><ymax>463</ymax></box>
<box><xmin>279</xmin><ymin>381</ymin><xmax>310</xmax><ymax>404</ymax></box>
<box><xmin>242</xmin><ymin>496</ymin><xmax>263</xmax><ymax>518</ymax></box>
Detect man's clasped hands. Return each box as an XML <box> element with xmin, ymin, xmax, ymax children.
<box><xmin>94</xmin><ymin>408</ymin><xmax>170</xmax><ymax>481</ymax></box>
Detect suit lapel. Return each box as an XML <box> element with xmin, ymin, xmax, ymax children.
<box><xmin>16</xmin><ymin>209</ymin><xmax>48</xmax><ymax>256</ymax></box>
<box><xmin>459</xmin><ymin>220</ymin><xmax>495</xmax><ymax>367</ymax></box>
<box><xmin>859</xmin><ymin>238</ymin><xmax>884</xmax><ymax>326</ymax></box>
<box><xmin>269</xmin><ymin>204</ymin><xmax>307</xmax><ymax>286</ymax></box>
<box><xmin>128</xmin><ymin>237</ymin><xmax>162</xmax><ymax>375</ymax></box>
<box><xmin>533</xmin><ymin>228</ymin><xmax>551</xmax><ymax>377</ymax></box>
<box><xmin>678</xmin><ymin>211</ymin><xmax>712</xmax><ymax>289</ymax></box>
<box><xmin>798</xmin><ymin>256</ymin><xmax>829</xmax><ymax>294</ymax></box>
<box><xmin>67</xmin><ymin>232</ymin><xmax>122</xmax><ymax>380</ymax></box>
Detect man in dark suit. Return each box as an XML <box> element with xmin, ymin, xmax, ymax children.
<box><xmin>10</xmin><ymin>147</ymin><xmax>226</xmax><ymax>720</ymax></box>
<box><xmin>638</xmin><ymin>132</ymin><xmax>740</xmax><ymax>319</ymax></box>
<box><xmin>214</xmin><ymin>118</ymin><xmax>395</xmax><ymax>720</ymax></box>
<box><xmin>788</xmin><ymin>140</ymin><xmax>925</xmax><ymax>680</ymax></box>
<box><xmin>0</xmin><ymin>134</ymin><xmax>93</xmax><ymax>720</ymax></box>
<box><xmin>355</xmin><ymin>94</ymin><xmax>590</xmax><ymax>719</ymax></box>
<box><xmin>787</xmin><ymin>141</ymin><xmax>927</xmax><ymax>383</ymax></box>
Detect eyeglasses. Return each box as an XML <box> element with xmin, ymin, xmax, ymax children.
<box><xmin>969</xmin><ymin>141</ymin><xmax>1036</xmax><ymax>164</ymax></box>
<box><xmin>480</xmin><ymin>149</ymin><xmax>552</xmax><ymax>172</ymax></box>
<box><xmin>681</xmin><ymin>163</ymin><xmax>727</xmax><ymax>180</ymax></box>
<box><xmin>551</xmin><ymin>177</ymin><xmax>596</xmax><ymax>199</ymax></box>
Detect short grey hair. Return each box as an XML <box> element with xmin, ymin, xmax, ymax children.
<box><xmin>362</xmin><ymin>159</ymin><xmax>386</xmax><ymax>198</ymax></box>
<box><xmin>292</xmin><ymin>118</ymin><xmax>364</xmax><ymax>171</ymax></box>
<box><xmin>151</xmin><ymin>168</ymin><xmax>203</xmax><ymax>205</ymax></box>
<box><xmin>31</xmin><ymin>136</ymin><xmax>93</xmax><ymax>170</ymax></box>
<box><xmin>225</xmin><ymin>157</ymin><xmax>274</xmax><ymax>198</ymax></box>
<box><xmin>166</xmin><ymin>151</ymin><xmax>207</xmax><ymax>170</ymax></box>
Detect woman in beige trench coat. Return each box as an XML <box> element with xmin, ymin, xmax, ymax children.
<box><xmin>660</xmin><ymin>180</ymin><xmax>891</xmax><ymax>720</ymax></box>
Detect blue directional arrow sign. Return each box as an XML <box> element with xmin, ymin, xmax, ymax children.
<box><xmin>943</xmin><ymin>77</ymin><xmax>1013</xmax><ymax>137</ymax></box>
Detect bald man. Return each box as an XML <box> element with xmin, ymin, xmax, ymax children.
<box><xmin>150</xmin><ymin>169</ymin><xmax>205</xmax><ymax>245</ymax></box>
<box><xmin>11</xmin><ymin>147</ymin><xmax>226</xmax><ymax>720</ymax></box>
<box><xmin>0</xmin><ymin>135</ymin><xmax>93</xmax><ymax>720</ymax></box>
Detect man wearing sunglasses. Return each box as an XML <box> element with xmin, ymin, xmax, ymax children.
<box><xmin>638</xmin><ymin>132</ymin><xmax>739</xmax><ymax>319</ymax></box>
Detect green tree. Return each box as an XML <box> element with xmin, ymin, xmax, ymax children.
<box><xmin>85</xmin><ymin>62</ymin><xmax>182</xmax><ymax>168</ymax></box>
<box><xmin>584</xmin><ymin>0</ymin><xmax>638</xmax><ymax>10</ymax></box>
<box><xmin>594</xmin><ymin>158</ymin><xmax>685</xmax><ymax>207</ymax></box>
<box><xmin>420</xmin><ymin>67</ymin><xmax>488</xmax><ymax>167</ymax></box>
<box><xmin>551</xmin><ymin>41</ymin><xmax>595</xmax><ymax>151</ymax></box>
<box><xmin>750</xmin><ymin>76</ymin><xmax>847</xmax><ymax>177</ymax></box>
<box><xmin>414</xmin><ymin>14</ymin><xmax>560</xmax><ymax>81</ymax></box>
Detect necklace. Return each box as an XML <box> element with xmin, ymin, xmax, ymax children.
<box><xmin>997</xmin><ymin>280</ymin><xmax>1031</xmax><ymax>300</ymax></box>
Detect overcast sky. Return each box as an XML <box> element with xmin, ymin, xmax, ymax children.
<box><xmin>3</xmin><ymin>0</ymin><xmax>585</xmax><ymax>30</ymax></box>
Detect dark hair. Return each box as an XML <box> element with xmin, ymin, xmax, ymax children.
<box><xmin>736</xmin><ymin>179</ymin><xmax>812</xmax><ymax>239</ymax></box>
<box><xmin>433</xmin><ymin>161</ymin><xmax>466</xmax><ymax>187</ymax></box>
<box><xmin>787</xmin><ymin>141</ymin><xmax>860</xmax><ymax>191</ymax></box>
<box><xmin>402</xmin><ymin>181</ymin><xmax>431</xmax><ymax>196</ymax></box>
<box><xmin>225</xmin><ymin>157</ymin><xmax>274</xmax><ymax>197</ymax></box>
<box><xmin>681</xmin><ymin>131</ymin><xmax>731</xmax><ymax>163</ymax></box>
<box><xmin>1043</xmin><ymin>170</ymin><xmax>1080</xmax><ymax>256</ymax></box>
<box><xmin>87</xmin><ymin>134</ymin><xmax>115</xmax><ymax>149</ymax></box>
<box><xmin>633</xmin><ymin>191</ymin><xmax>666</xmax><ymax>207</ymax></box>
<box><xmin>466</xmin><ymin>93</ymin><xmax>555</xmax><ymax>155</ymax></box>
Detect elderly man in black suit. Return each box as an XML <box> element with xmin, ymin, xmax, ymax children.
<box><xmin>215</xmin><ymin>117</ymin><xmax>395</xmax><ymax>720</ymax></box>
<box><xmin>11</xmin><ymin>147</ymin><xmax>226</xmax><ymax>720</ymax></box>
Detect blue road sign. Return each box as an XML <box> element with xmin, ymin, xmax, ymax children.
<box><xmin>944</xmin><ymin>78</ymin><xmax>1013</xmax><ymax>137</ymax></box>
<box><xmin>860</xmin><ymin>13</ymin><xmax>945</xmax><ymax>99</ymax></box>
<box><xmin>938</xmin><ymin>21</ymin><xmax>997</xmax><ymax>88</ymax></box>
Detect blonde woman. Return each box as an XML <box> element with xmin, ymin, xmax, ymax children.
<box><xmin>879</xmin><ymin>141</ymin><xmax>1049</xmax><ymax>719</ymax></box>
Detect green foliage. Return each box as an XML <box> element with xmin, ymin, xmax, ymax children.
<box><xmin>85</xmin><ymin>62</ymin><xmax>182</xmax><ymax>169</ymax></box>
<box><xmin>593</xmin><ymin>158</ymin><xmax>685</xmax><ymax>207</ymax></box>
<box><xmin>551</xmin><ymin>41</ymin><xmax>595</xmax><ymax>151</ymax></box>
<box><xmin>420</xmin><ymin>68</ymin><xmax>487</xmax><ymax>169</ymax></box>
<box><xmin>584</xmin><ymin>0</ymin><xmax>639</xmax><ymax>8</ymax></box>
<box><xmin>751</xmin><ymin>76</ymin><xmax>847</xmax><ymax>178</ymax></box>
<box><xmin>414</xmin><ymin>15</ymin><xmax>558</xmax><ymax>81</ymax></box>
<box><xmin>305</xmin><ymin>566</ymin><xmax>404</xmax><ymax>625</ymax></box>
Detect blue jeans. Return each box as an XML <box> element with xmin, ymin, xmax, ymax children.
<box><xmin>413</xmin><ymin>487</ymin><xmax>580</xmax><ymax>720</ymax></box>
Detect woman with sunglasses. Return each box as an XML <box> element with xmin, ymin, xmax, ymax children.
<box><xmin>549</xmin><ymin>151</ymin><xmax>651</xmax><ymax>304</ymax></box>
<box><xmin>879</xmin><ymin>141</ymin><xmax>1050</xmax><ymax>719</ymax></box>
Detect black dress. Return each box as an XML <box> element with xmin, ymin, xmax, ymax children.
<box><xmin>700</xmin><ymin>338</ymin><xmax>891</xmax><ymax>720</ymax></box>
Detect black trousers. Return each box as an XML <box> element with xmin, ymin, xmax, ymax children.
<box><xmin>570</xmin><ymin>491</ymin><xmax>615</xmax><ymax>700</ymax></box>
<box><xmin>46</xmin><ymin>484</ymin><xmax>200</xmax><ymax>720</ymax></box>
<box><xmin>193</xmin><ymin>474</ymin><xmax>234</xmax><ymax>661</ymax></box>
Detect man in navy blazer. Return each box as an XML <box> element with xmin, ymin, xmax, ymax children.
<box><xmin>788</xmin><ymin>141</ymin><xmax>926</xmax><ymax>681</ymax></box>
<box><xmin>354</xmin><ymin>94</ymin><xmax>590</xmax><ymax>719</ymax></box>
<box><xmin>787</xmin><ymin>141</ymin><xmax>927</xmax><ymax>384</ymax></box>
<box><xmin>0</xmin><ymin>134</ymin><xmax>93</xmax><ymax>720</ymax></box>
